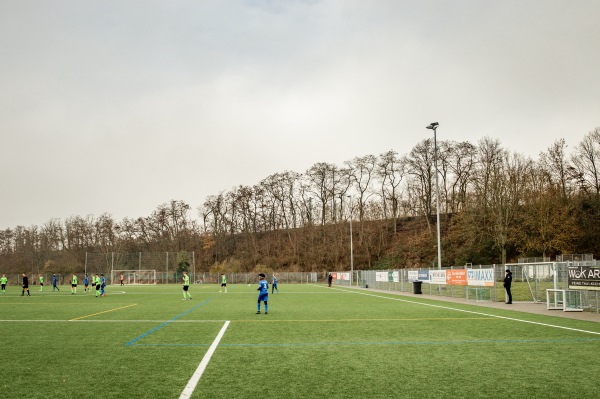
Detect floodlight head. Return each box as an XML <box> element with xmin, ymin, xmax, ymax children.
<box><xmin>426</xmin><ymin>122</ymin><xmax>439</xmax><ymax>130</ymax></box>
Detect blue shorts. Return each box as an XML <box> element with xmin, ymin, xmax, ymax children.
<box><xmin>258</xmin><ymin>292</ymin><xmax>268</xmax><ymax>302</ymax></box>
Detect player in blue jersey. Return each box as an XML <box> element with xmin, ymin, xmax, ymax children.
<box><xmin>52</xmin><ymin>274</ymin><xmax>60</xmax><ymax>291</ymax></box>
<box><xmin>100</xmin><ymin>274</ymin><xmax>106</xmax><ymax>296</ymax></box>
<box><xmin>271</xmin><ymin>274</ymin><xmax>278</xmax><ymax>294</ymax></box>
<box><xmin>83</xmin><ymin>274</ymin><xmax>89</xmax><ymax>292</ymax></box>
<box><xmin>256</xmin><ymin>273</ymin><xmax>269</xmax><ymax>315</ymax></box>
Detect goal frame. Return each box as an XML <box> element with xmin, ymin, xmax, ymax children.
<box><xmin>111</xmin><ymin>270</ymin><xmax>157</xmax><ymax>285</ymax></box>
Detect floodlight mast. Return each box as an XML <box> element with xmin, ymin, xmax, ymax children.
<box><xmin>347</xmin><ymin>195</ymin><xmax>354</xmax><ymax>286</ymax></box>
<box><xmin>426</xmin><ymin>122</ymin><xmax>442</xmax><ymax>270</ymax></box>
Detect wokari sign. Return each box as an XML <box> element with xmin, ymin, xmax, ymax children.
<box><xmin>568</xmin><ymin>267</ymin><xmax>600</xmax><ymax>290</ymax></box>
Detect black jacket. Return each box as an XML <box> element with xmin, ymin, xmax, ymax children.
<box><xmin>503</xmin><ymin>273</ymin><xmax>512</xmax><ymax>288</ymax></box>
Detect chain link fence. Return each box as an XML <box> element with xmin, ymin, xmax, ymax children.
<box><xmin>4</xmin><ymin>252</ymin><xmax>599</xmax><ymax>313</ymax></box>
<box><xmin>331</xmin><ymin>262</ymin><xmax>600</xmax><ymax>313</ymax></box>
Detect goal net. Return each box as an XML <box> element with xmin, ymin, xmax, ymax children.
<box><xmin>546</xmin><ymin>289</ymin><xmax>583</xmax><ymax>312</ymax></box>
<box><xmin>111</xmin><ymin>270</ymin><xmax>157</xmax><ymax>285</ymax></box>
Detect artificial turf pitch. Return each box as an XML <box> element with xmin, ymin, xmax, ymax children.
<box><xmin>1</xmin><ymin>283</ymin><xmax>600</xmax><ymax>398</ymax></box>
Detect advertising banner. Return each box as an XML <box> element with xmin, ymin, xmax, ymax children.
<box><xmin>447</xmin><ymin>269</ymin><xmax>468</xmax><ymax>285</ymax></box>
<box><xmin>408</xmin><ymin>270</ymin><xmax>419</xmax><ymax>282</ymax></box>
<box><xmin>430</xmin><ymin>270</ymin><xmax>447</xmax><ymax>285</ymax></box>
<box><xmin>568</xmin><ymin>267</ymin><xmax>600</xmax><ymax>290</ymax></box>
<box><xmin>418</xmin><ymin>269</ymin><xmax>430</xmax><ymax>282</ymax></box>
<box><xmin>467</xmin><ymin>268</ymin><xmax>494</xmax><ymax>286</ymax></box>
<box><xmin>376</xmin><ymin>272</ymin><xmax>400</xmax><ymax>282</ymax></box>
<box><xmin>333</xmin><ymin>272</ymin><xmax>350</xmax><ymax>281</ymax></box>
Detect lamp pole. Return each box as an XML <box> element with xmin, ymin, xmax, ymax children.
<box><xmin>347</xmin><ymin>195</ymin><xmax>354</xmax><ymax>286</ymax></box>
<box><xmin>426</xmin><ymin>122</ymin><xmax>442</xmax><ymax>270</ymax></box>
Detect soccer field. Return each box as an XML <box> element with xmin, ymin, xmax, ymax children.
<box><xmin>2</xmin><ymin>283</ymin><xmax>600</xmax><ymax>399</ymax></box>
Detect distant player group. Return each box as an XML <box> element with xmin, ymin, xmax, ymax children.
<box><xmin>0</xmin><ymin>272</ymin><xmax>108</xmax><ymax>297</ymax></box>
<box><xmin>4</xmin><ymin>271</ymin><xmax>279</xmax><ymax>314</ymax></box>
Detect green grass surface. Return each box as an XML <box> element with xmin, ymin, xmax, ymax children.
<box><xmin>1</xmin><ymin>283</ymin><xmax>600</xmax><ymax>398</ymax></box>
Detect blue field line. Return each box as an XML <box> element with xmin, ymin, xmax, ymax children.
<box><xmin>125</xmin><ymin>298</ymin><xmax>213</xmax><ymax>346</ymax></box>
<box><xmin>130</xmin><ymin>336</ymin><xmax>600</xmax><ymax>348</ymax></box>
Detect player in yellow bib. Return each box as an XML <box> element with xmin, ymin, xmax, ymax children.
<box><xmin>182</xmin><ymin>271</ymin><xmax>192</xmax><ymax>300</ymax></box>
<box><xmin>220</xmin><ymin>274</ymin><xmax>227</xmax><ymax>293</ymax></box>
<box><xmin>94</xmin><ymin>274</ymin><xmax>101</xmax><ymax>297</ymax></box>
<box><xmin>39</xmin><ymin>275</ymin><xmax>45</xmax><ymax>291</ymax></box>
<box><xmin>71</xmin><ymin>274</ymin><xmax>78</xmax><ymax>294</ymax></box>
<box><xmin>1</xmin><ymin>274</ymin><xmax>7</xmax><ymax>293</ymax></box>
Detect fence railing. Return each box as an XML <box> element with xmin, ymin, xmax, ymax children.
<box><xmin>5</xmin><ymin>257</ymin><xmax>599</xmax><ymax>313</ymax></box>
<box><xmin>331</xmin><ymin>263</ymin><xmax>600</xmax><ymax>313</ymax></box>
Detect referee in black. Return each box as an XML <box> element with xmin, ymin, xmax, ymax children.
<box><xmin>504</xmin><ymin>269</ymin><xmax>513</xmax><ymax>304</ymax></box>
<box><xmin>21</xmin><ymin>273</ymin><xmax>31</xmax><ymax>296</ymax></box>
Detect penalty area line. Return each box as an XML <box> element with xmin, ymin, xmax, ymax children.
<box><xmin>179</xmin><ymin>320</ymin><xmax>230</xmax><ymax>399</ymax></box>
<box><xmin>69</xmin><ymin>304</ymin><xmax>138</xmax><ymax>321</ymax></box>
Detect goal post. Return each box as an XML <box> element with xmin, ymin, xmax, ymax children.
<box><xmin>111</xmin><ymin>270</ymin><xmax>157</xmax><ymax>285</ymax></box>
<box><xmin>546</xmin><ymin>289</ymin><xmax>584</xmax><ymax>312</ymax></box>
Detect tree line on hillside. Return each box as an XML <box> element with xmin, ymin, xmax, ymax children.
<box><xmin>1</xmin><ymin>128</ymin><xmax>599</xmax><ymax>274</ymax></box>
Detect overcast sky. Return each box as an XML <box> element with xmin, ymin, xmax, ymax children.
<box><xmin>1</xmin><ymin>0</ymin><xmax>599</xmax><ymax>229</ymax></box>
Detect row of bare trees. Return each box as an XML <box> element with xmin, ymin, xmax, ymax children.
<box><xmin>1</xmin><ymin>128</ymin><xmax>599</xmax><ymax>274</ymax></box>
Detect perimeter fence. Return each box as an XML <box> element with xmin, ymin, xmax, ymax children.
<box><xmin>4</xmin><ymin>251</ymin><xmax>600</xmax><ymax>313</ymax></box>
<box><xmin>332</xmin><ymin>262</ymin><xmax>600</xmax><ymax>313</ymax></box>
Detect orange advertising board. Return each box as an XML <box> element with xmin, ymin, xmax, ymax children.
<box><xmin>446</xmin><ymin>269</ymin><xmax>467</xmax><ymax>285</ymax></box>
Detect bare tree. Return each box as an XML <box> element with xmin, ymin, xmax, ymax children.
<box><xmin>445</xmin><ymin>141</ymin><xmax>477</xmax><ymax>214</ymax></box>
<box><xmin>539</xmin><ymin>138</ymin><xmax>573</xmax><ymax>200</ymax></box>
<box><xmin>377</xmin><ymin>150</ymin><xmax>406</xmax><ymax>233</ymax></box>
<box><xmin>306</xmin><ymin>162</ymin><xmax>338</xmax><ymax>226</ymax></box>
<box><xmin>347</xmin><ymin>154</ymin><xmax>377</xmax><ymax>243</ymax></box>
<box><xmin>571</xmin><ymin>128</ymin><xmax>600</xmax><ymax>198</ymax></box>
<box><xmin>471</xmin><ymin>138</ymin><xmax>532</xmax><ymax>264</ymax></box>
<box><xmin>405</xmin><ymin>139</ymin><xmax>436</xmax><ymax>236</ymax></box>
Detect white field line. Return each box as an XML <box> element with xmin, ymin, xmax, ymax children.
<box><xmin>331</xmin><ymin>286</ymin><xmax>600</xmax><ymax>336</ymax></box>
<box><xmin>179</xmin><ymin>320</ymin><xmax>230</xmax><ymax>399</ymax></box>
<box><xmin>0</xmin><ymin>319</ymin><xmax>228</xmax><ymax>323</ymax></box>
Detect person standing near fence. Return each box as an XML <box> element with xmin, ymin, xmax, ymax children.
<box><xmin>504</xmin><ymin>269</ymin><xmax>513</xmax><ymax>304</ymax></box>
<box><xmin>220</xmin><ymin>274</ymin><xmax>227</xmax><ymax>293</ymax></box>
<box><xmin>256</xmin><ymin>273</ymin><xmax>269</xmax><ymax>315</ymax></box>
<box><xmin>21</xmin><ymin>273</ymin><xmax>30</xmax><ymax>296</ymax></box>
<box><xmin>1</xmin><ymin>274</ymin><xmax>7</xmax><ymax>293</ymax></box>
<box><xmin>328</xmin><ymin>273</ymin><xmax>333</xmax><ymax>288</ymax></box>
<box><xmin>120</xmin><ymin>274</ymin><xmax>124</xmax><ymax>286</ymax></box>
<box><xmin>182</xmin><ymin>271</ymin><xmax>192</xmax><ymax>300</ymax></box>
<box><xmin>271</xmin><ymin>274</ymin><xmax>278</xmax><ymax>294</ymax></box>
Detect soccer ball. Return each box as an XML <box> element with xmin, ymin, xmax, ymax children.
<box><xmin>248</xmin><ymin>284</ymin><xmax>250</xmax><ymax>286</ymax></box>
